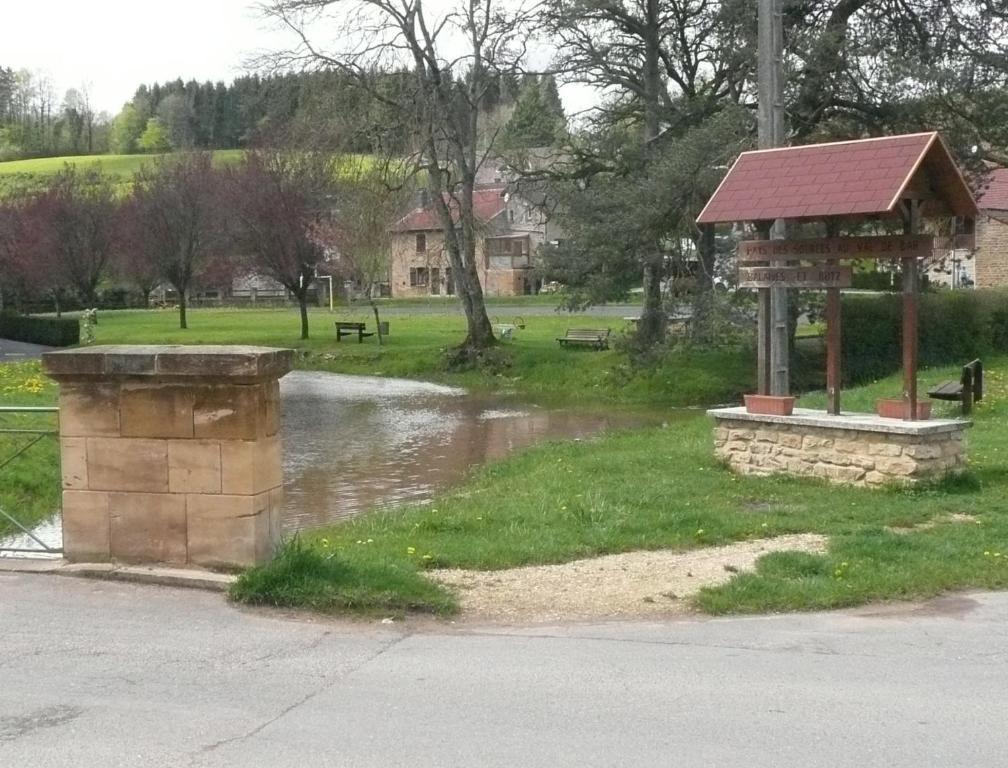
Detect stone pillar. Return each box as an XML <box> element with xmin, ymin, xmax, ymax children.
<box><xmin>42</xmin><ymin>346</ymin><xmax>292</xmax><ymax>568</ymax></box>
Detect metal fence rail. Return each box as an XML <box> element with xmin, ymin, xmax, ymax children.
<box><xmin>0</xmin><ymin>406</ymin><xmax>61</xmax><ymax>555</ymax></box>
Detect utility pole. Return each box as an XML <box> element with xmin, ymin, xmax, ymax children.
<box><xmin>758</xmin><ymin>0</ymin><xmax>789</xmax><ymax>395</ymax></box>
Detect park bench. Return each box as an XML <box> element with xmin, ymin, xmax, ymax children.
<box><xmin>334</xmin><ymin>321</ymin><xmax>375</xmax><ymax>343</ymax></box>
<box><xmin>928</xmin><ymin>359</ymin><xmax>983</xmax><ymax>415</ymax></box>
<box><xmin>556</xmin><ymin>328</ymin><xmax>611</xmax><ymax>350</ymax></box>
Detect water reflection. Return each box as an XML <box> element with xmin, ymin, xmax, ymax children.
<box><xmin>281</xmin><ymin>371</ymin><xmax>653</xmax><ymax>531</ymax></box>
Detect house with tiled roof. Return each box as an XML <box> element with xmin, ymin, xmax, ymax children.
<box><xmin>973</xmin><ymin>167</ymin><xmax>1008</xmax><ymax>288</ymax></box>
<box><xmin>388</xmin><ymin>184</ymin><xmax>558</xmax><ymax>297</ymax></box>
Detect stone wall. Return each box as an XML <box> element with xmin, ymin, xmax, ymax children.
<box><xmin>43</xmin><ymin>346</ymin><xmax>292</xmax><ymax>568</ymax></box>
<box><xmin>708</xmin><ymin>408</ymin><xmax>969</xmax><ymax>487</ymax></box>
<box><xmin>975</xmin><ymin>212</ymin><xmax>1008</xmax><ymax>289</ymax></box>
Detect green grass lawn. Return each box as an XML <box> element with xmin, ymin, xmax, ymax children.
<box><xmin>233</xmin><ymin>355</ymin><xmax>1008</xmax><ymax>616</ymax></box>
<box><xmin>88</xmin><ymin>307</ymin><xmax>753</xmax><ymax>407</ymax></box>
<box><xmin>4</xmin><ymin>305</ymin><xmax>1007</xmax><ymax>619</ymax></box>
<box><xmin>0</xmin><ymin>363</ymin><xmax>60</xmax><ymax>538</ymax></box>
<box><xmin>0</xmin><ymin>150</ymin><xmax>243</xmax><ymax>178</ymax></box>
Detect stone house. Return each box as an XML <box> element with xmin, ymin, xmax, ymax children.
<box><xmin>973</xmin><ymin>167</ymin><xmax>1008</xmax><ymax>288</ymax></box>
<box><xmin>388</xmin><ymin>184</ymin><xmax>559</xmax><ymax>297</ymax></box>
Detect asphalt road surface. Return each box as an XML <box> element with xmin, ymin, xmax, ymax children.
<box><xmin>1</xmin><ymin>572</ymin><xmax>1006</xmax><ymax>767</ymax></box>
<box><xmin>0</xmin><ymin>338</ymin><xmax>51</xmax><ymax>363</ymax></box>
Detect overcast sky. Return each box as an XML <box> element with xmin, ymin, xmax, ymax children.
<box><xmin>2</xmin><ymin>0</ymin><xmax>596</xmax><ymax>118</ymax></box>
<box><xmin>2</xmin><ymin>1</ymin><xmax>285</xmax><ymax>115</ymax></box>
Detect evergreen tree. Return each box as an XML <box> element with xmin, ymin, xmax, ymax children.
<box><xmin>501</xmin><ymin>78</ymin><xmax>566</xmax><ymax>149</ymax></box>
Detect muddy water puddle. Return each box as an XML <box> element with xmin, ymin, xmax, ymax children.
<box><xmin>0</xmin><ymin>371</ymin><xmax>659</xmax><ymax>552</ymax></box>
<box><xmin>280</xmin><ymin>371</ymin><xmax>656</xmax><ymax>531</ymax></box>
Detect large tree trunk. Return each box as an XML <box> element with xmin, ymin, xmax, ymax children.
<box><xmin>427</xmin><ymin>171</ymin><xmax>495</xmax><ymax>361</ymax></box>
<box><xmin>369</xmin><ymin>296</ymin><xmax>383</xmax><ymax>346</ymax></box>
<box><xmin>638</xmin><ymin>254</ymin><xmax>666</xmax><ymax>345</ymax></box>
<box><xmin>178</xmin><ymin>290</ymin><xmax>188</xmax><ymax>329</ymax></box>
<box><xmin>635</xmin><ymin>0</ymin><xmax>666</xmax><ymax>348</ymax></box>
<box><xmin>298</xmin><ymin>291</ymin><xmax>309</xmax><ymax>340</ymax></box>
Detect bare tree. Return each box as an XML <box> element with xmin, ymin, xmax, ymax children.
<box><xmin>27</xmin><ymin>167</ymin><xmax>120</xmax><ymax>307</ymax></box>
<box><xmin>320</xmin><ymin>156</ymin><xmax>412</xmax><ymax>345</ymax></box>
<box><xmin>127</xmin><ymin>152</ymin><xmax>225</xmax><ymax>329</ymax></box>
<box><xmin>262</xmin><ymin>0</ymin><xmax>534</xmax><ymax>360</ymax></box>
<box><xmin>226</xmin><ymin>149</ymin><xmax>336</xmax><ymax>340</ymax></box>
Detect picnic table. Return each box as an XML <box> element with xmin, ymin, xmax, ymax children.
<box><xmin>334</xmin><ymin>321</ymin><xmax>375</xmax><ymax>343</ymax></box>
<box><xmin>557</xmin><ymin>328</ymin><xmax>611</xmax><ymax>350</ymax></box>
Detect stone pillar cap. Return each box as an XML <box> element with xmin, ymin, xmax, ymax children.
<box><xmin>43</xmin><ymin>345</ymin><xmax>294</xmax><ymax>382</ymax></box>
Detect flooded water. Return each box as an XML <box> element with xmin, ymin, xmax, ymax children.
<box><xmin>0</xmin><ymin>370</ymin><xmax>656</xmax><ymax>553</ymax></box>
<box><xmin>280</xmin><ymin>371</ymin><xmax>654</xmax><ymax>531</ymax></box>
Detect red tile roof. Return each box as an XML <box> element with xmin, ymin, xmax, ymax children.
<box><xmin>391</xmin><ymin>186</ymin><xmax>507</xmax><ymax>232</ymax></box>
<box><xmin>977</xmin><ymin>167</ymin><xmax>1008</xmax><ymax>211</ymax></box>
<box><xmin>697</xmin><ymin>132</ymin><xmax>977</xmax><ymax>224</ymax></box>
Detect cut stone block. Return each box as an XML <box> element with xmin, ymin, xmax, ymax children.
<box><xmin>168</xmin><ymin>439</ymin><xmax>222</xmax><ymax>494</ymax></box>
<box><xmin>121</xmin><ymin>384</ymin><xmax>195</xmax><ymax>439</ymax></box>
<box><xmin>58</xmin><ymin>383</ymin><xmax>120</xmax><ymax>437</ymax></box>
<box><xmin>86</xmin><ymin>437</ymin><xmax>168</xmax><ymax>493</ymax></box>
<box><xmin>62</xmin><ymin>490</ymin><xmax>110</xmax><ymax>562</ymax></box>
<box><xmin>186</xmin><ymin>492</ymin><xmax>271</xmax><ymax>568</ymax></box>
<box><xmin>109</xmin><ymin>492</ymin><xmax>187</xmax><ymax>564</ymax></box>
<box><xmin>61</xmin><ymin>437</ymin><xmax>88</xmax><ymax>489</ymax></box>
<box><xmin>193</xmin><ymin>385</ymin><xmax>261</xmax><ymax>440</ymax></box>
<box><xmin>220</xmin><ymin>436</ymin><xmax>283</xmax><ymax>495</ymax></box>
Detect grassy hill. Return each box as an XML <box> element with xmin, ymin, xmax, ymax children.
<box><xmin>0</xmin><ymin>150</ymin><xmax>382</xmax><ymax>198</ymax></box>
<box><xmin>0</xmin><ymin>150</ymin><xmax>243</xmax><ymax>177</ymax></box>
<box><xmin>0</xmin><ymin>150</ymin><xmax>243</xmax><ymax>197</ymax></box>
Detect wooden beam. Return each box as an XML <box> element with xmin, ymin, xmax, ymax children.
<box><xmin>901</xmin><ymin>200</ymin><xmax>921</xmax><ymax>420</ymax></box>
<box><xmin>824</xmin><ymin>220</ymin><xmax>841</xmax><ymax>416</ymax></box>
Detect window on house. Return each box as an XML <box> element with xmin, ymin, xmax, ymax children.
<box><xmin>486</xmin><ymin>237</ymin><xmax>530</xmax><ymax>268</ymax></box>
<box><xmin>954</xmin><ymin>216</ymin><xmax>976</xmax><ymax>236</ymax></box>
<box><xmin>416</xmin><ymin>234</ymin><xmax>427</xmax><ymax>253</ymax></box>
<box><xmin>409</xmin><ymin>267</ymin><xmax>429</xmax><ymax>287</ymax></box>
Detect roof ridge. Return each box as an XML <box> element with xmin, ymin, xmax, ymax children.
<box><xmin>740</xmin><ymin>132</ymin><xmax>937</xmax><ymax>158</ymax></box>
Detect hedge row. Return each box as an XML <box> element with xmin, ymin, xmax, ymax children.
<box><xmin>0</xmin><ymin>314</ymin><xmax>80</xmax><ymax>347</ymax></box>
<box><xmin>841</xmin><ymin>289</ymin><xmax>1008</xmax><ymax>384</ymax></box>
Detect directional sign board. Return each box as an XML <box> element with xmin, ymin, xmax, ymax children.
<box><xmin>738</xmin><ymin>235</ymin><xmax>933</xmax><ymax>263</ymax></box>
<box><xmin>738</xmin><ymin>265</ymin><xmax>853</xmax><ymax>289</ymax></box>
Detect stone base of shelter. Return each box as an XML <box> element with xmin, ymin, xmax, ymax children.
<box><xmin>43</xmin><ymin>346</ymin><xmax>292</xmax><ymax>569</ymax></box>
<box><xmin>707</xmin><ymin>407</ymin><xmax>970</xmax><ymax>487</ymax></box>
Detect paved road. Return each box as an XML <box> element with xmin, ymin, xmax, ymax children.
<box><xmin>0</xmin><ymin>338</ymin><xmax>52</xmax><ymax>363</ymax></box>
<box><xmin>2</xmin><ymin>573</ymin><xmax>1006</xmax><ymax>767</ymax></box>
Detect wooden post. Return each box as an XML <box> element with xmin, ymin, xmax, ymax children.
<box><xmin>758</xmin><ymin>0</ymin><xmax>787</xmax><ymax>396</ymax></box>
<box><xmin>825</xmin><ymin>286</ymin><xmax>841</xmax><ymax>414</ymax></box>
<box><xmin>824</xmin><ymin>221</ymin><xmax>841</xmax><ymax>415</ymax></box>
<box><xmin>755</xmin><ymin>222</ymin><xmax>772</xmax><ymax>394</ymax></box>
<box><xmin>902</xmin><ymin>200</ymin><xmax>921</xmax><ymax>420</ymax></box>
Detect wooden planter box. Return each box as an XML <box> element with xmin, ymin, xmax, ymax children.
<box><xmin>876</xmin><ymin>398</ymin><xmax>932</xmax><ymax>420</ymax></box>
<box><xmin>744</xmin><ymin>394</ymin><xmax>796</xmax><ymax>416</ymax></box>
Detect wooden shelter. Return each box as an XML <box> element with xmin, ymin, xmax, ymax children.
<box><xmin>697</xmin><ymin>132</ymin><xmax>979</xmax><ymax>419</ymax></box>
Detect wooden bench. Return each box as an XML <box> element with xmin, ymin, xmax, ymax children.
<box><xmin>928</xmin><ymin>359</ymin><xmax>983</xmax><ymax>415</ymax></box>
<box><xmin>334</xmin><ymin>321</ymin><xmax>375</xmax><ymax>343</ymax></box>
<box><xmin>557</xmin><ymin>328</ymin><xmax>611</xmax><ymax>350</ymax></box>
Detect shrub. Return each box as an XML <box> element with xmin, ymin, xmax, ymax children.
<box><xmin>841</xmin><ymin>289</ymin><xmax>1008</xmax><ymax>384</ymax></box>
<box><xmin>0</xmin><ymin>314</ymin><xmax>80</xmax><ymax>347</ymax></box>
<box><xmin>851</xmin><ymin>269</ymin><xmax>896</xmax><ymax>291</ymax></box>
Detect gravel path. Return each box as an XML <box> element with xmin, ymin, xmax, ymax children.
<box><xmin>432</xmin><ymin>534</ymin><xmax>827</xmax><ymax>623</ymax></box>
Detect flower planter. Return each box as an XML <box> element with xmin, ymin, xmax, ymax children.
<box><xmin>744</xmin><ymin>394</ymin><xmax>796</xmax><ymax>416</ymax></box>
<box><xmin>875</xmin><ymin>398</ymin><xmax>932</xmax><ymax>420</ymax></box>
